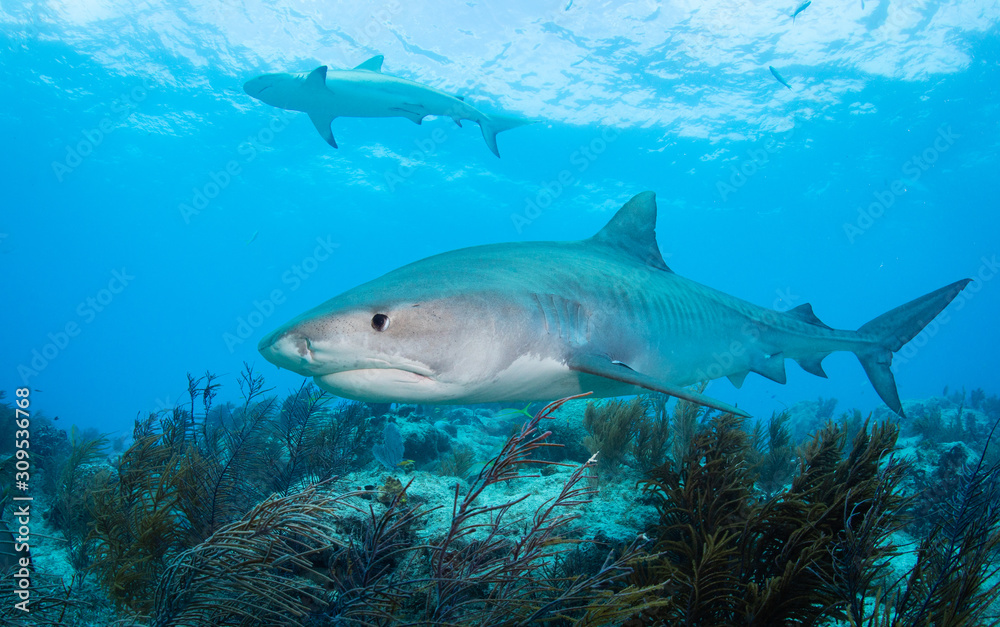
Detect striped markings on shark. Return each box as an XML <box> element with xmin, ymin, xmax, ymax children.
<box><xmin>243</xmin><ymin>55</ymin><xmax>531</xmax><ymax>157</ymax></box>
<box><xmin>258</xmin><ymin>191</ymin><xmax>969</xmax><ymax>417</ymax></box>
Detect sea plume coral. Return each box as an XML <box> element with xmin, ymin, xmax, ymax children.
<box><xmin>633</xmin><ymin>404</ymin><xmax>911</xmax><ymax>626</ymax></box>
<box><xmin>149</xmin><ymin>483</ymin><xmax>363</xmax><ymax>627</ymax></box>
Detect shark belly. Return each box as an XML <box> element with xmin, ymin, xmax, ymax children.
<box><xmin>314</xmin><ymin>353</ymin><xmax>634</xmax><ymax>404</ymax></box>
<box><xmin>325</xmin><ymin>73</ymin><xmax>475</xmax><ymax>121</ymax></box>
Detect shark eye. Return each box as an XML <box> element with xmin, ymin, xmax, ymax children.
<box><xmin>371</xmin><ymin>313</ymin><xmax>390</xmax><ymax>332</ymax></box>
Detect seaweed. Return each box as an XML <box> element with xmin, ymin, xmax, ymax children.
<box><xmin>51</xmin><ymin>431</ymin><xmax>107</xmax><ymax>570</ymax></box>
<box><xmin>633</xmin><ymin>394</ymin><xmax>672</xmax><ymax>472</ymax></box>
<box><xmin>318</xmin><ymin>482</ymin><xmax>428</xmax><ymax>623</ymax></box>
<box><xmin>415</xmin><ymin>395</ymin><xmax>664</xmax><ymax>625</ymax></box>
<box><xmin>438</xmin><ymin>444</ymin><xmax>476</xmax><ymax>478</ymax></box>
<box><xmin>89</xmin><ymin>364</ymin><xmax>279</xmax><ymax>612</ymax></box>
<box><xmin>583</xmin><ymin>396</ymin><xmax>672</xmax><ymax>476</ymax></box>
<box><xmin>307</xmin><ymin>396</ymin><xmax>664</xmax><ymax>625</ymax></box>
<box><xmin>305</xmin><ymin>400</ymin><xmax>376</xmax><ymax>478</ymax></box>
<box><xmin>881</xmin><ymin>419</ymin><xmax>1000</xmax><ymax>627</ymax></box>
<box><xmin>634</xmin><ymin>405</ymin><xmax>910</xmax><ymax>626</ymax></box>
<box><xmin>55</xmin><ymin>365</ymin><xmax>1000</xmax><ymax>626</ymax></box>
<box><xmin>149</xmin><ymin>483</ymin><xmax>363</xmax><ymax>627</ymax></box>
<box><xmin>911</xmin><ymin>443</ymin><xmax>970</xmax><ymax>537</ymax></box>
<box><xmin>266</xmin><ymin>381</ymin><xmax>334</xmax><ymax>494</ymax></box>
<box><xmin>583</xmin><ymin>397</ymin><xmax>645</xmax><ymax>474</ymax></box>
<box><xmin>182</xmin><ymin>366</ymin><xmax>274</xmax><ymax>542</ymax></box>
<box><xmin>668</xmin><ymin>382</ymin><xmax>709</xmax><ymax>471</ymax></box>
<box><xmin>88</xmin><ymin>382</ymin><xmax>667</xmax><ymax>625</ymax></box>
<box><xmin>0</xmin><ymin>572</ymin><xmax>74</xmax><ymax>626</ymax></box>
<box><xmin>747</xmin><ymin>410</ymin><xmax>796</xmax><ymax>497</ymax></box>
<box><xmin>89</xmin><ymin>418</ymin><xmax>193</xmax><ymax>613</ymax></box>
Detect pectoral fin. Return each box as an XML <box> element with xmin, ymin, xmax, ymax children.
<box><xmin>568</xmin><ymin>354</ymin><xmax>751</xmax><ymax>417</ymax></box>
<box><xmin>308</xmin><ymin>112</ymin><xmax>338</xmax><ymax>148</ymax></box>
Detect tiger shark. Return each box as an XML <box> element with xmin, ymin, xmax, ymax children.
<box><xmin>258</xmin><ymin>192</ymin><xmax>969</xmax><ymax>417</ymax></box>
<box><xmin>242</xmin><ymin>55</ymin><xmax>530</xmax><ymax>157</ymax></box>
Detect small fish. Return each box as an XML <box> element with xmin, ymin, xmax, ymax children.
<box><xmin>792</xmin><ymin>0</ymin><xmax>811</xmax><ymax>22</ymax></box>
<box><xmin>769</xmin><ymin>66</ymin><xmax>793</xmax><ymax>89</ymax></box>
<box><xmin>565</xmin><ymin>0</ymin><xmax>573</xmax><ymax>9</ymax></box>
<box><xmin>53</xmin><ymin>416</ymin><xmax>59</xmax><ymax>421</ymax></box>
<box><xmin>33</xmin><ymin>388</ymin><xmax>43</xmax><ymax>392</ymax></box>
<box><xmin>246</xmin><ymin>230</ymin><xmax>259</xmax><ymax>245</ymax></box>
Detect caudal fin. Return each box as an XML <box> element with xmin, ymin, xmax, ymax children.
<box><xmin>479</xmin><ymin>114</ymin><xmax>532</xmax><ymax>158</ymax></box>
<box><xmin>855</xmin><ymin>279</ymin><xmax>971</xmax><ymax>416</ymax></box>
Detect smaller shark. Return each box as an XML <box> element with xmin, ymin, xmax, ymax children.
<box><xmin>243</xmin><ymin>55</ymin><xmax>530</xmax><ymax>157</ymax></box>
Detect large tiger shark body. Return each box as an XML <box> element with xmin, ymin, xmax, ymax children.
<box><xmin>258</xmin><ymin>192</ymin><xmax>968</xmax><ymax>417</ymax></box>
<box><xmin>242</xmin><ymin>55</ymin><xmax>529</xmax><ymax>157</ymax></box>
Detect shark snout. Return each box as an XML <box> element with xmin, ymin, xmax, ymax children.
<box><xmin>242</xmin><ymin>78</ymin><xmax>267</xmax><ymax>98</ymax></box>
<box><xmin>258</xmin><ymin>328</ymin><xmax>325</xmax><ymax>375</ymax></box>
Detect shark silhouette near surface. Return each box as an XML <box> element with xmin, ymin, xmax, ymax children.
<box><xmin>258</xmin><ymin>192</ymin><xmax>969</xmax><ymax>417</ymax></box>
<box><xmin>243</xmin><ymin>55</ymin><xmax>530</xmax><ymax>157</ymax></box>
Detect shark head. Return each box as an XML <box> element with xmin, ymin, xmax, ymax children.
<box><xmin>243</xmin><ymin>66</ymin><xmax>329</xmax><ymax>112</ymax></box>
<box><xmin>243</xmin><ymin>72</ymin><xmax>301</xmax><ymax>110</ymax></box>
<box><xmin>257</xmin><ymin>192</ymin><xmax>674</xmax><ymax>406</ymax></box>
<box><xmin>257</xmin><ymin>259</ymin><xmax>545</xmax><ymax>403</ymax></box>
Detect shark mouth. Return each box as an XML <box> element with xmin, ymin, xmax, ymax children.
<box><xmin>258</xmin><ymin>328</ymin><xmax>439</xmax><ymax>384</ymax></box>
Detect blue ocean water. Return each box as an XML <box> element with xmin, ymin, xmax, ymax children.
<box><xmin>1</xmin><ymin>0</ymin><xmax>998</xmax><ymax>435</ymax></box>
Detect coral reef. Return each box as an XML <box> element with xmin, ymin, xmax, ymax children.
<box><xmin>633</xmin><ymin>411</ymin><xmax>910</xmax><ymax>625</ymax></box>
<box><xmin>3</xmin><ymin>378</ymin><xmax>1000</xmax><ymax>626</ymax></box>
<box><xmin>372</xmin><ymin>421</ymin><xmax>404</xmax><ymax>470</ymax></box>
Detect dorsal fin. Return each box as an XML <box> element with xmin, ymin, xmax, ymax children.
<box><xmin>353</xmin><ymin>55</ymin><xmax>384</xmax><ymax>72</ymax></box>
<box><xmin>306</xmin><ymin>66</ymin><xmax>328</xmax><ymax>88</ymax></box>
<box><xmin>786</xmin><ymin>303</ymin><xmax>832</xmax><ymax>329</ymax></box>
<box><xmin>590</xmin><ymin>191</ymin><xmax>671</xmax><ymax>272</ymax></box>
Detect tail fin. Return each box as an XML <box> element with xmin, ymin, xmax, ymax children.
<box><xmin>479</xmin><ymin>114</ymin><xmax>532</xmax><ymax>158</ymax></box>
<box><xmin>855</xmin><ymin>279</ymin><xmax>971</xmax><ymax>416</ymax></box>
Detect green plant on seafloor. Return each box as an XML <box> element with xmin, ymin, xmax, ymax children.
<box><xmin>884</xmin><ymin>418</ymin><xmax>1000</xmax><ymax>627</ymax></box>
<box><xmin>628</xmin><ymin>396</ymin><xmax>1000</xmax><ymax>627</ymax></box>
<box><xmin>149</xmin><ymin>482</ymin><xmax>366</xmax><ymax>627</ymax></box>
<box><xmin>632</xmin><ymin>406</ymin><xmax>911</xmax><ymax>625</ymax></box>
<box><xmin>438</xmin><ymin>444</ymin><xmax>476</xmax><ymax>477</ymax></box>
<box><xmin>262</xmin><ymin>380</ymin><xmax>371</xmax><ymax>494</ymax></box>
<box><xmin>583</xmin><ymin>396</ymin><xmax>645</xmax><ymax>474</ymax></box>
<box><xmin>88</xmin><ymin>363</ymin><xmax>376</xmax><ymax>616</ymax></box>
<box><xmin>328</xmin><ymin>394</ymin><xmax>668</xmax><ymax>626</ymax></box>
<box><xmin>633</xmin><ymin>393</ymin><xmax>672</xmax><ymax>472</ymax></box>
<box><xmin>52</xmin><ymin>431</ymin><xmax>108</xmax><ymax>571</ymax></box>
<box><xmin>746</xmin><ymin>410</ymin><xmax>796</xmax><ymax>497</ymax></box>
<box><xmin>80</xmin><ymin>357</ymin><xmax>1000</xmax><ymax>627</ymax></box>
<box><xmin>87</xmin><ymin>372</ymin><xmax>669</xmax><ymax>626</ymax></box>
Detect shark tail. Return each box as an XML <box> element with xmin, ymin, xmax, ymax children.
<box><xmin>479</xmin><ymin>113</ymin><xmax>532</xmax><ymax>158</ymax></box>
<box><xmin>853</xmin><ymin>279</ymin><xmax>971</xmax><ymax>416</ymax></box>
